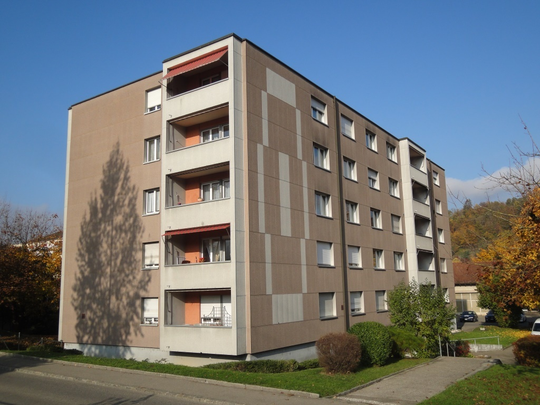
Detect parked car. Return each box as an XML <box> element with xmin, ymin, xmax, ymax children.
<box><xmin>460</xmin><ymin>311</ymin><xmax>478</xmax><ymax>322</ymax></box>
<box><xmin>485</xmin><ymin>310</ymin><xmax>496</xmax><ymax>322</ymax></box>
<box><xmin>532</xmin><ymin>319</ymin><xmax>540</xmax><ymax>335</ymax></box>
<box><xmin>520</xmin><ymin>312</ymin><xmax>527</xmax><ymax>323</ymax></box>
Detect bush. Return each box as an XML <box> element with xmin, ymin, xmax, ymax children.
<box><xmin>348</xmin><ymin>322</ymin><xmax>392</xmax><ymax>366</ymax></box>
<box><xmin>204</xmin><ymin>359</ymin><xmax>300</xmax><ymax>373</ymax></box>
<box><xmin>298</xmin><ymin>358</ymin><xmax>319</xmax><ymax>370</ymax></box>
<box><xmin>387</xmin><ymin>326</ymin><xmax>424</xmax><ymax>358</ymax></box>
<box><xmin>316</xmin><ymin>332</ymin><xmax>361</xmax><ymax>374</ymax></box>
<box><xmin>454</xmin><ymin>340</ymin><xmax>471</xmax><ymax>357</ymax></box>
<box><xmin>513</xmin><ymin>335</ymin><xmax>540</xmax><ymax>367</ymax></box>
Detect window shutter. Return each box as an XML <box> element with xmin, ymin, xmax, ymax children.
<box><xmin>143</xmin><ymin>298</ymin><xmax>158</xmax><ymax>318</ymax></box>
<box><xmin>146</xmin><ymin>88</ymin><xmax>161</xmax><ymax>110</ymax></box>
<box><xmin>144</xmin><ymin>243</ymin><xmax>159</xmax><ymax>267</ymax></box>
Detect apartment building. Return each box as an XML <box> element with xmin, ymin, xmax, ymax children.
<box><xmin>59</xmin><ymin>34</ymin><xmax>454</xmax><ymax>363</ymax></box>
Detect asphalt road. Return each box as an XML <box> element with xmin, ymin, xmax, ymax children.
<box><xmin>457</xmin><ymin>310</ymin><xmax>540</xmax><ymax>332</ymax></box>
<box><xmin>0</xmin><ymin>371</ymin><xmax>199</xmax><ymax>405</ymax></box>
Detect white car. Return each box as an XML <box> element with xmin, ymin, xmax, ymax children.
<box><xmin>532</xmin><ymin>319</ymin><xmax>540</xmax><ymax>335</ymax></box>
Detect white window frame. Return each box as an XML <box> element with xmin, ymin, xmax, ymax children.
<box><xmin>370</xmin><ymin>208</ymin><xmax>382</xmax><ymax>229</ymax></box>
<box><xmin>394</xmin><ymin>252</ymin><xmax>404</xmax><ymax>271</ymax></box>
<box><xmin>366</xmin><ymin>131</ymin><xmax>377</xmax><ymax>151</ymax></box>
<box><xmin>350</xmin><ymin>291</ymin><xmax>364</xmax><ymax>314</ymax></box>
<box><xmin>145</xmin><ymin>88</ymin><xmax>161</xmax><ymax>113</ymax></box>
<box><xmin>433</xmin><ymin>170</ymin><xmax>440</xmax><ymax>186</ymax></box>
<box><xmin>440</xmin><ymin>258</ymin><xmax>447</xmax><ymax>273</ymax></box>
<box><xmin>368</xmin><ymin>168</ymin><xmax>379</xmax><ymax>190</ymax></box>
<box><xmin>376</xmin><ymin>290</ymin><xmax>387</xmax><ymax>311</ymax></box>
<box><xmin>341</xmin><ymin>115</ymin><xmax>354</xmax><ymax>139</ymax></box>
<box><xmin>315</xmin><ymin>192</ymin><xmax>331</xmax><ymax>217</ymax></box>
<box><xmin>311</xmin><ymin>97</ymin><xmax>327</xmax><ymax>124</ymax></box>
<box><xmin>343</xmin><ymin>158</ymin><xmax>357</xmax><ymax>181</ymax></box>
<box><xmin>143</xmin><ymin>242</ymin><xmax>159</xmax><ymax>269</ymax></box>
<box><xmin>317</xmin><ymin>241</ymin><xmax>334</xmax><ymax>266</ymax></box>
<box><xmin>144</xmin><ymin>136</ymin><xmax>160</xmax><ymax>163</ymax></box>
<box><xmin>201</xmin><ymin>124</ymin><xmax>229</xmax><ymax>143</ymax></box>
<box><xmin>142</xmin><ymin>298</ymin><xmax>158</xmax><ymax>325</ymax></box>
<box><xmin>345</xmin><ymin>201</ymin><xmax>359</xmax><ymax>224</ymax></box>
<box><xmin>391</xmin><ymin>214</ymin><xmax>402</xmax><ymax>234</ymax></box>
<box><xmin>373</xmin><ymin>249</ymin><xmax>384</xmax><ymax>269</ymax></box>
<box><xmin>389</xmin><ymin>178</ymin><xmax>399</xmax><ymax>198</ymax></box>
<box><xmin>387</xmin><ymin>143</ymin><xmax>397</xmax><ymax>162</ymax></box>
<box><xmin>201</xmin><ymin>179</ymin><xmax>230</xmax><ymax>201</ymax></box>
<box><xmin>347</xmin><ymin>245</ymin><xmax>361</xmax><ymax>268</ymax></box>
<box><xmin>144</xmin><ymin>189</ymin><xmax>160</xmax><ymax>215</ymax></box>
<box><xmin>319</xmin><ymin>292</ymin><xmax>336</xmax><ymax>319</ymax></box>
<box><xmin>201</xmin><ymin>74</ymin><xmax>221</xmax><ymax>86</ymax></box>
<box><xmin>435</xmin><ymin>199</ymin><xmax>442</xmax><ymax>215</ymax></box>
<box><xmin>201</xmin><ymin>237</ymin><xmax>231</xmax><ymax>263</ymax></box>
<box><xmin>313</xmin><ymin>144</ymin><xmax>329</xmax><ymax>170</ymax></box>
<box><xmin>438</xmin><ymin>228</ymin><xmax>445</xmax><ymax>243</ymax></box>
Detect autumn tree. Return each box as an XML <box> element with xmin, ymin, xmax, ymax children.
<box><xmin>0</xmin><ymin>199</ymin><xmax>62</xmax><ymax>333</ymax></box>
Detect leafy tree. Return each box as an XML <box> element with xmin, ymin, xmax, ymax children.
<box><xmin>387</xmin><ymin>281</ymin><xmax>456</xmax><ymax>357</ymax></box>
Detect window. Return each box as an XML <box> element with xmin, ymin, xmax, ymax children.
<box><xmin>201</xmin><ymin>179</ymin><xmax>230</xmax><ymax>201</ymax></box>
<box><xmin>315</xmin><ymin>192</ymin><xmax>331</xmax><ymax>217</ymax></box>
<box><xmin>387</xmin><ymin>143</ymin><xmax>397</xmax><ymax>162</ymax></box>
<box><xmin>319</xmin><ymin>292</ymin><xmax>336</xmax><ymax>319</ymax></box>
<box><xmin>389</xmin><ymin>178</ymin><xmax>399</xmax><ymax>198</ymax></box>
<box><xmin>145</xmin><ymin>88</ymin><xmax>161</xmax><ymax>113</ymax></box>
<box><xmin>370</xmin><ymin>208</ymin><xmax>381</xmax><ymax>229</ymax></box>
<box><xmin>373</xmin><ymin>249</ymin><xmax>384</xmax><ymax>269</ymax></box>
<box><xmin>201</xmin><ymin>237</ymin><xmax>231</xmax><ymax>262</ymax></box>
<box><xmin>313</xmin><ymin>144</ymin><xmax>329</xmax><ymax>170</ymax></box>
<box><xmin>394</xmin><ymin>252</ymin><xmax>404</xmax><ymax>271</ymax></box>
<box><xmin>438</xmin><ymin>228</ymin><xmax>445</xmax><ymax>243</ymax></box>
<box><xmin>440</xmin><ymin>258</ymin><xmax>447</xmax><ymax>273</ymax></box>
<box><xmin>341</xmin><ymin>115</ymin><xmax>354</xmax><ymax>139</ymax></box>
<box><xmin>201</xmin><ymin>124</ymin><xmax>229</xmax><ymax>143</ymax></box>
<box><xmin>350</xmin><ymin>292</ymin><xmax>364</xmax><ymax>314</ymax></box>
<box><xmin>435</xmin><ymin>199</ymin><xmax>442</xmax><ymax>214</ymax></box>
<box><xmin>311</xmin><ymin>97</ymin><xmax>326</xmax><ymax>123</ymax></box>
<box><xmin>201</xmin><ymin>74</ymin><xmax>221</xmax><ymax>86</ymax></box>
<box><xmin>346</xmin><ymin>201</ymin><xmax>359</xmax><ymax>223</ymax></box>
<box><xmin>142</xmin><ymin>298</ymin><xmax>158</xmax><ymax>324</ymax></box>
<box><xmin>317</xmin><ymin>241</ymin><xmax>334</xmax><ymax>266</ymax></box>
<box><xmin>366</xmin><ymin>131</ymin><xmax>377</xmax><ymax>151</ymax></box>
<box><xmin>391</xmin><ymin>214</ymin><xmax>402</xmax><ymax>234</ymax></box>
<box><xmin>144</xmin><ymin>189</ymin><xmax>160</xmax><ymax>215</ymax></box>
<box><xmin>433</xmin><ymin>170</ymin><xmax>440</xmax><ymax>186</ymax></box>
<box><xmin>144</xmin><ymin>136</ymin><xmax>160</xmax><ymax>163</ymax></box>
<box><xmin>143</xmin><ymin>242</ymin><xmax>159</xmax><ymax>269</ymax></box>
<box><xmin>376</xmin><ymin>290</ymin><xmax>387</xmax><ymax>311</ymax></box>
<box><xmin>347</xmin><ymin>245</ymin><xmax>361</xmax><ymax>268</ymax></box>
<box><xmin>343</xmin><ymin>158</ymin><xmax>357</xmax><ymax>181</ymax></box>
<box><xmin>443</xmin><ymin>288</ymin><xmax>450</xmax><ymax>303</ymax></box>
<box><xmin>368</xmin><ymin>168</ymin><xmax>379</xmax><ymax>189</ymax></box>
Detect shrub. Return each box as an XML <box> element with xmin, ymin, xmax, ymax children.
<box><xmin>513</xmin><ymin>335</ymin><xmax>540</xmax><ymax>367</ymax></box>
<box><xmin>204</xmin><ymin>359</ymin><xmax>300</xmax><ymax>373</ymax></box>
<box><xmin>387</xmin><ymin>326</ymin><xmax>424</xmax><ymax>358</ymax></box>
<box><xmin>298</xmin><ymin>358</ymin><xmax>319</xmax><ymax>370</ymax></box>
<box><xmin>348</xmin><ymin>322</ymin><xmax>392</xmax><ymax>366</ymax></box>
<box><xmin>315</xmin><ymin>332</ymin><xmax>361</xmax><ymax>374</ymax></box>
<box><xmin>454</xmin><ymin>340</ymin><xmax>471</xmax><ymax>357</ymax></box>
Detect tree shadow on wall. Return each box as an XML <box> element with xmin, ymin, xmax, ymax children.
<box><xmin>72</xmin><ymin>143</ymin><xmax>147</xmax><ymax>358</ymax></box>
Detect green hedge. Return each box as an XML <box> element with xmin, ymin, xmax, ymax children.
<box><xmin>348</xmin><ymin>322</ymin><xmax>392</xmax><ymax>366</ymax></box>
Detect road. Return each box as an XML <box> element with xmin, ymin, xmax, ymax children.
<box><xmin>0</xmin><ymin>371</ymin><xmax>200</xmax><ymax>405</ymax></box>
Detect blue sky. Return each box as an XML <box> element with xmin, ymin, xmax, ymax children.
<box><xmin>1</xmin><ymin>0</ymin><xmax>539</xmax><ymax>216</ymax></box>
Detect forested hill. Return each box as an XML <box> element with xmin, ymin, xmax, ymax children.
<box><xmin>450</xmin><ymin>198</ymin><xmax>522</xmax><ymax>261</ymax></box>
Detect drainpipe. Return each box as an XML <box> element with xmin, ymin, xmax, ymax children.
<box><xmin>334</xmin><ymin>97</ymin><xmax>350</xmax><ymax>331</ymax></box>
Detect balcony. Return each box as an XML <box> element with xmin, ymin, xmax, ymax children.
<box><xmin>165</xmin><ymin>289</ymin><xmax>231</xmax><ymax>327</ymax></box>
<box><xmin>417</xmin><ymin>250</ymin><xmax>435</xmax><ymax>271</ymax></box>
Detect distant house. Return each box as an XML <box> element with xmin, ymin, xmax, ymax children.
<box><xmin>453</xmin><ymin>262</ymin><xmax>485</xmax><ymax>314</ymax></box>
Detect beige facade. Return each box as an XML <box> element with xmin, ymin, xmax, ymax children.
<box><xmin>59</xmin><ymin>34</ymin><xmax>454</xmax><ymax>363</ymax></box>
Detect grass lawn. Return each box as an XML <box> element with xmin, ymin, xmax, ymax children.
<box><xmin>452</xmin><ymin>325</ymin><xmax>530</xmax><ymax>347</ymax></box>
<box><xmin>4</xmin><ymin>350</ymin><xmax>428</xmax><ymax>397</ymax></box>
<box><xmin>420</xmin><ymin>364</ymin><xmax>540</xmax><ymax>405</ymax></box>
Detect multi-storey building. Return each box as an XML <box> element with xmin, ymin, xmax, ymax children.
<box><xmin>59</xmin><ymin>34</ymin><xmax>454</xmax><ymax>364</ymax></box>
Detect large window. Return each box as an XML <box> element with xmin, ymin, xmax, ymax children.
<box><xmin>387</xmin><ymin>143</ymin><xmax>397</xmax><ymax>162</ymax></box>
<box><xmin>389</xmin><ymin>178</ymin><xmax>399</xmax><ymax>198</ymax></box>
<box><xmin>391</xmin><ymin>214</ymin><xmax>402</xmax><ymax>234</ymax></box>
<box><xmin>343</xmin><ymin>158</ymin><xmax>357</xmax><ymax>181</ymax></box>
<box><xmin>145</xmin><ymin>88</ymin><xmax>161</xmax><ymax>113</ymax></box>
<box><xmin>376</xmin><ymin>290</ymin><xmax>387</xmax><ymax>311</ymax></box>
<box><xmin>341</xmin><ymin>115</ymin><xmax>354</xmax><ymax>139</ymax></box>
<box><xmin>346</xmin><ymin>201</ymin><xmax>359</xmax><ymax>224</ymax></box>
<box><xmin>317</xmin><ymin>241</ymin><xmax>333</xmax><ymax>266</ymax></box>
<box><xmin>394</xmin><ymin>252</ymin><xmax>404</xmax><ymax>271</ymax></box>
<box><xmin>347</xmin><ymin>245</ymin><xmax>361</xmax><ymax>268</ymax></box>
<box><xmin>350</xmin><ymin>291</ymin><xmax>364</xmax><ymax>314</ymax></box>
<box><xmin>311</xmin><ymin>97</ymin><xmax>327</xmax><ymax>124</ymax></box>
<box><xmin>144</xmin><ymin>137</ymin><xmax>160</xmax><ymax>163</ymax></box>
<box><xmin>435</xmin><ymin>199</ymin><xmax>442</xmax><ymax>214</ymax></box>
<box><xmin>142</xmin><ymin>298</ymin><xmax>158</xmax><ymax>325</ymax></box>
<box><xmin>144</xmin><ymin>189</ymin><xmax>160</xmax><ymax>215</ymax></box>
<box><xmin>201</xmin><ymin>124</ymin><xmax>229</xmax><ymax>143</ymax></box>
<box><xmin>201</xmin><ymin>237</ymin><xmax>230</xmax><ymax>262</ymax></box>
<box><xmin>201</xmin><ymin>179</ymin><xmax>230</xmax><ymax>201</ymax></box>
<box><xmin>370</xmin><ymin>208</ymin><xmax>381</xmax><ymax>229</ymax></box>
<box><xmin>440</xmin><ymin>258</ymin><xmax>447</xmax><ymax>273</ymax></box>
<box><xmin>366</xmin><ymin>130</ymin><xmax>377</xmax><ymax>151</ymax></box>
<box><xmin>373</xmin><ymin>249</ymin><xmax>384</xmax><ymax>269</ymax></box>
<box><xmin>438</xmin><ymin>228</ymin><xmax>445</xmax><ymax>243</ymax></box>
<box><xmin>319</xmin><ymin>292</ymin><xmax>336</xmax><ymax>319</ymax></box>
<box><xmin>368</xmin><ymin>168</ymin><xmax>379</xmax><ymax>190</ymax></box>
<box><xmin>315</xmin><ymin>192</ymin><xmax>331</xmax><ymax>217</ymax></box>
<box><xmin>433</xmin><ymin>170</ymin><xmax>440</xmax><ymax>186</ymax></box>
<box><xmin>313</xmin><ymin>144</ymin><xmax>329</xmax><ymax>170</ymax></box>
<box><xmin>143</xmin><ymin>242</ymin><xmax>159</xmax><ymax>269</ymax></box>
